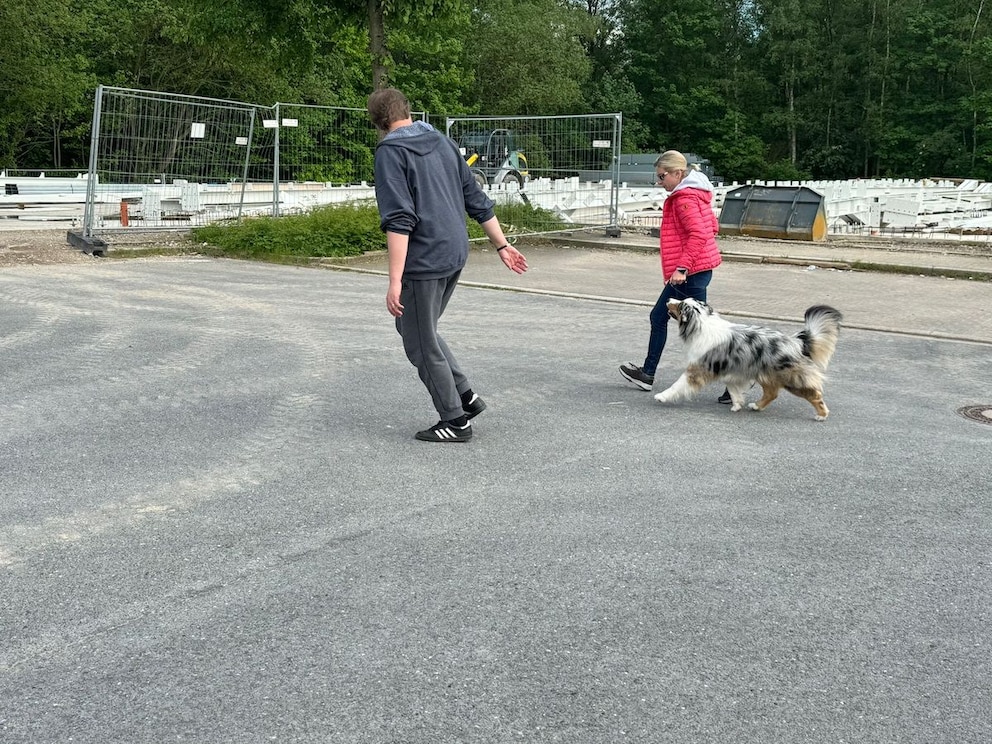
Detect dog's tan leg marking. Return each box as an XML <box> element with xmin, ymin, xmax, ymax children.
<box><xmin>684</xmin><ymin>365</ymin><xmax>713</xmax><ymax>392</ymax></box>
<box><xmin>783</xmin><ymin>386</ymin><xmax>829</xmax><ymax>420</ymax></box>
<box><xmin>748</xmin><ymin>384</ymin><xmax>781</xmax><ymax>412</ymax></box>
<box><xmin>803</xmin><ymin>389</ymin><xmax>829</xmax><ymax>420</ymax></box>
<box><xmin>654</xmin><ymin>365</ymin><xmax>713</xmax><ymax>404</ymax></box>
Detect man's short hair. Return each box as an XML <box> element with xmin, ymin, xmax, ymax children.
<box><xmin>368</xmin><ymin>88</ymin><xmax>411</xmax><ymax>133</ymax></box>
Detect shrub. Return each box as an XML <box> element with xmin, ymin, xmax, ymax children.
<box><xmin>192</xmin><ymin>203</ymin><xmax>382</xmax><ymax>259</ymax></box>
<box><xmin>192</xmin><ymin>200</ymin><xmax>565</xmax><ymax>260</ymax></box>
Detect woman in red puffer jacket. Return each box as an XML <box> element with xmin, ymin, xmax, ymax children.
<box><xmin>619</xmin><ymin>150</ymin><xmax>727</xmax><ymax>401</ymax></box>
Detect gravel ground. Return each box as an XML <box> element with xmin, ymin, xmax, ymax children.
<box><xmin>2</xmin><ymin>225</ymin><xmax>988</xmax><ymax>270</ymax></box>
<box><xmin>0</xmin><ymin>228</ymin><xmax>94</xmax><ymax>266</ymax></box>
<box><xmin>0</xmin><ymin>228</ymin><xmax>196</xmax><ymax>267</ymax></box>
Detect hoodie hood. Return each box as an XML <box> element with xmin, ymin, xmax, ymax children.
<box><xmin>379</xmin><ymin>120</ymin><xmax>440</xmax><ymax>157</ymax></box>
<box><xmin>671</xmin><ymin>168</ymin><xmax>714</xmax><ymax>194</ymax></box>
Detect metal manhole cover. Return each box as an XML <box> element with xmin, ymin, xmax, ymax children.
<box><xmin>957</xmin><ymin>405</ymin><xmax>992</xmax><ymax>425</ymax></box>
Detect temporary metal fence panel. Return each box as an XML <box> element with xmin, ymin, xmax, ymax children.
<box><xmin>271</xmin><ymin>103</ymin><xmax>378</xmax><ymax>183</ymax></box>
<box><xmin>82</xmin><ymin>86</ymin><xmax>270</xmax><ymax>237</ymax></box>
<box><xmin>445</xmin><ymin>113</ymin><xmax>622</xmax><ymax>238</ymax></box>
<box><xmin>81</xmin><ymin>87</ymin><xmax>617</xmax><ymax>242</ymax></box>
<box><xmin>82</xmin><ymin>88</ymin><xmax>431</xmax><ymax>238</ymax></box>
<box><xmin>268</xmin><ymin>103</ymin><xmax>426</xmax><ymax>217</ymax></box>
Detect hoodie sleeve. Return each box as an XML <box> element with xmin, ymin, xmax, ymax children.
<box><xmin>449</xmin><ymin>139</ymin><xmax>495</xmax><ymax>223</ymax></box>
<box><xmin>373</xmin><ymin>145</ymin><xmax>418</xmax><ymax>235</ymax></box>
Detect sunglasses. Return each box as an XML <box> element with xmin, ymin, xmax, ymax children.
<box><xmin>656</xmin><ymin>172</ymin><xmax>668</xmax><ymax>183</ymax></box>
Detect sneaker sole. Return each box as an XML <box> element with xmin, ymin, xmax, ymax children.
<box><xmin>619</xmin><ymin>369</ymin><xmax>653</xmax><ymax>391</ymax></box>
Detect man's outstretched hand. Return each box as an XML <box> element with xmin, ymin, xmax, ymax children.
<box><xmin>500</xmin><ymin>245</ymin><xmax>529</xmax><ymax>274</ymax></box>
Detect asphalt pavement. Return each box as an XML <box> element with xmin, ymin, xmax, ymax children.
<box><xmin>1</xmin><ymin>235</ymin><xmax>991</xmax><ymax>743</ymax></box>
<box><xmin>338</xmin><ymin>231</ymin><xmax>992</xmax><ymax>344</ymax></box>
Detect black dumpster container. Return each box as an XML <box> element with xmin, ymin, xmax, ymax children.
<box><xmin>719</xmin><ymin>185</ymin><xmax>827</xmax><ymax>241</ymax></box>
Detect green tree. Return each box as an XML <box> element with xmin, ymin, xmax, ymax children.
<box><xmin>752</xmin><ymin>0</ymin><xmax>821</xmax><ymax>166</ymax></box>
<box><xmin>580</xmin><ymin>0</ymin><xmax>650</xmax><ymax>146</ymax></box>
<box><xmin>463</xmin><ymin>0</ymin><xmax>596</xmax><ymax>115</ymax></box>
<box><xmin>383</xmin><ymin>8</ymin><xmax>475</xmax><ymax>114</ymax></box>
<box><xmin>328</xmin><ymin>0</ymin><xmax>466</xmax><ymax>89</ymax></box>
<box><xmin>81</xmin><ymin>0</ymin><xmax>301</xmax><ymax>101</ymax></box>
<box><xmin>618</xmin><ymin>0</ymin><xmax>774</xmax><ymax>179</ymax></box>
<box><xmin>0</xmin><ymin>0</ymin><xmax>95</xmax><ymax>168</ymax></box>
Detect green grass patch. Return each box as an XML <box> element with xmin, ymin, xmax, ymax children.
<box><xmin>192</xmin><ymin>203</ymin><xmax>382</xmax><ymax>259</ymax></box>
<box><xmin>192</xmin><ymin>201</ymin><xmax>565</xmax><ymax>261</ymax></box>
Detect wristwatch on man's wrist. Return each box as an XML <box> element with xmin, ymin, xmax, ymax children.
<box><xmin>676</xmin><ymin>267</ymin><xmax>688</xmax><ymax>274</ymax></box>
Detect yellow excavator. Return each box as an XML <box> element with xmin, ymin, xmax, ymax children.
<box><xmin>458</xmin><ymin>129</ymin><xmax>528</xmax><ymax>188</ymax></box>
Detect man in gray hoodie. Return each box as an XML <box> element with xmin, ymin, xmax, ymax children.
<box><xmin>368</xmin><ymin>88</ymin><xmax>529</xmax><ymax>442</ymax></box>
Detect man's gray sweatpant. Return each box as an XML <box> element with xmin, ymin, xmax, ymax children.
<box><xmin>396</xmin><ymin>270</ymin><xmax>469</xmax><ymax>421</ymax></box>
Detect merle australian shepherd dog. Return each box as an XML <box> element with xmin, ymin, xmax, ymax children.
<box><xmin>654</xmin><ymin>298</ymin><xmax>843</xmax><ymax>420</ymax></box>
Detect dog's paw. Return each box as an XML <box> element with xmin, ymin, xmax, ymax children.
<box><xmin>653</xmin><ymin>392</ymin><xmax>669</xmax><ymax>404</ymax></box>
<box><xmin>814</xmin><ymin>414</ymin><xmax>828</xmax><ymax>421</ymax></box>
<box><xmin>730</xmin><ymin>403</ymin><xmax>743</xmax><ymax>412</ymax></box>
<box><xmin>747</xmin><ymin>402</ymin><xmax>761</xmax><ymax>411</ymax></box>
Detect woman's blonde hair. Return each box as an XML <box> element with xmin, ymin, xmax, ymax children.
<box><xmin>654</xmin><ymin>150</ymin><xmax>699</xmax><ymax>173</ymax></box>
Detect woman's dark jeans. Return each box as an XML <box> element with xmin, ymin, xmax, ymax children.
<box><xmin>642</xmin><ymin>270</ymin><xmax>713</xmax><ymax>376</ymax></box>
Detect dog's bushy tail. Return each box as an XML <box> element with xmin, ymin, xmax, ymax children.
<box><xmin>799</xmin><ymin>305</ymin><xmax>843</xmax><ymax>368</ymax></box>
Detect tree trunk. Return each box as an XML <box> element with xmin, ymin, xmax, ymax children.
<box><xmin>367</xmin><ymin>0</ymin><xmax>390</xmax><ymax>89</ymax></box>
<box><xmin>52</xmin><ymin>118</ymin><xmax>62</xmax><ymax>168</ymax></box>
<box><xmin>787</xmin><ymin>72</ymin><xmax>796</xmax><ymax>165</ymax></box>
<box><xmin>968</xmin><ymin>0</ymin><xmax>985</xmax><ymax>168</ymax></box>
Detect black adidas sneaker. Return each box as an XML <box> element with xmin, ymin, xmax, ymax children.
<box><xmin>415</xmin><ymin>420</ymin><xmax>473</xmax><ymax>442</ymax></box>
<box><xmin>462</xmin><ymin>393</ymin><xmax>487</xmax><ymax>420</ymax></box>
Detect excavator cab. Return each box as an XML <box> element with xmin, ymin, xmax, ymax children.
<box><xmin>458</xmin><ymin>129</ymin><xmax>528</xmax><ymax>188</ymax></box>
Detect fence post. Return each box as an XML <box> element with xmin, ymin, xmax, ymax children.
<box><xmin>236</xmin><ymin>109</ymin><xmax>256</xmax><ymax>220</ymax></box>
<box><xmin>82</xmin><ymin>85</ymin><xmax>103</xmax><ymax>239</ymax></box>
<box><xmin>273</xmin><ymin>102</ymin><xmax>281</xmax><ymax>217</ymax></box>
<box><xmin>606</xmin><ymin>112</ymin><xmax>622</xmax><ymax>237</ymax></box>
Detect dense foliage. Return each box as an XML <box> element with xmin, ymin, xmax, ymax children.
<box><xmin>3</xmin><ymin>0</ymin><xmax>991</xmax><ymax>181</ymax></box>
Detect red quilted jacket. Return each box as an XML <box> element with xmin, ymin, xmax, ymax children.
<box><xmin>659</xmin><ymin>170</ymin><xmax>721</xmax><ymax>281</ymax></box>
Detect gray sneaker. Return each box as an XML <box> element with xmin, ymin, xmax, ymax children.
<box><xmin>619</xmin><ymin>362</ymin><xmax>654</xmax><ymax>391</ymax></box>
